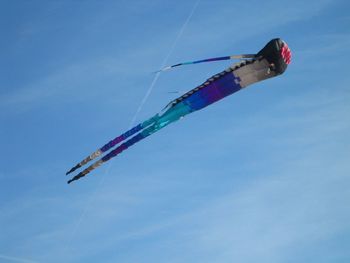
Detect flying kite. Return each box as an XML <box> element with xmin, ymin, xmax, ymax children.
<box><xmin>66</xmin><ymin>38</ymin><xmax>291</xmax><ymax>184</ymax></box>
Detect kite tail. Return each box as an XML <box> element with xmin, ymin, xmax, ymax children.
<box><xmin>67</xmin><ymin>99</ymin><xmax>191</xmax><ymax>184</ymax></box>
<box><xmin>67</xmin><ymin>125</ymin><xmax>158</xmax><ymax>184</ymax></box>
<box><xmin>65</xmin><ymin>115</ymin><xmax>158</xmax><ymax>176</ymax></box>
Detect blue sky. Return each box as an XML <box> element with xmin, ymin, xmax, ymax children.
<box><xmin>1</xmin><ymin>0</ymin><xmax>350</xmax><ymax>262</ymax></box>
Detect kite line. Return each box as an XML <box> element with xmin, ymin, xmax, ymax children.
<box><xmin>64</xmin><ymin>0</ymin><xmax>201</xmax><ymax>253</ymax></box>
<box><xmin>129</xmin><ymin>0</ymin><xmax>201</xmax><ymax>128</ymax></box>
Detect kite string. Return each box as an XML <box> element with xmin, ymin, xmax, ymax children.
<box><xmin>64</xmin><ymin>0</ymin><xmax>200</xmax><ymax>255</ymax></box>
<box><xmin>64</xmin><ymin>172</ymin><xmax>106</xmax><ymax>252</ymax></box>
<box><xmin>129</xmin><ymin>0</ymin><xmax>201</xmax><ymax>128</ymax></box>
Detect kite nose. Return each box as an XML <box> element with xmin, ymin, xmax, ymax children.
<box><xmin>281</xmin><ymin>42</ymin><xmax>291</xmax><ymax>65</ymax></box>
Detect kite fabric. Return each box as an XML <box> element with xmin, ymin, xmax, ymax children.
<box><xmin>66</xmin><ymin>38</ymin><xmax>292</xmax><ymax>184</ymax></box>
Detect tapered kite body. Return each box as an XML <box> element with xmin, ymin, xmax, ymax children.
<box><xmin>67</xmin><ymin>38</ymin><xmax>291</xmax><ymax>184</ymax></box>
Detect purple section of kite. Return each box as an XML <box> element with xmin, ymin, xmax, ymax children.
<box><xmin>100</xmin><ymin>123</ymin><xmax>143</xmax><ymax>152</ymax></box>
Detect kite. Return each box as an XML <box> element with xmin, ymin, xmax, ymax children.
<box><xmin>66</xmin><ymin>38</ymin><xmax>291</xmax><ymax>184</ymax></box>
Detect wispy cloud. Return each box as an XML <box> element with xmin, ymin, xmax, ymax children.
<box><xmin>0</xmin><ymin>254</ymin><xmax>39</xmax><ymax>263</ymax></box>
<box><xmin>1</xmin><ymin>0</ymin><xmax>334</xmax><ymax>116</ymax></box>
<box><xmin>1</xmin><ymin>1</ymin><xmax>349</xmax><ymax>262</ymax></box>
<box><xmin>0</xmin><ymin>57</ymin><xmax>137</xmax><ymax>114</ymax></box>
